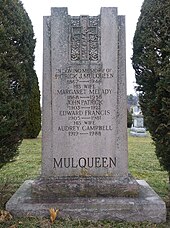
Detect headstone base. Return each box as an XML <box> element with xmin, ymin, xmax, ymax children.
<box><xmin>6</xmin><ymin>180</ymin><xmax>166</xmax><ymax>223</ymax></box>
<box><xmin>130</xmin><ymin>127</ymin><xmax>147</xmax><ymax>137</ymax></box>
<box><xmin>31</xmin><ymin>175</ymin><xmax>139</xmax><ymax>199</ymax></box>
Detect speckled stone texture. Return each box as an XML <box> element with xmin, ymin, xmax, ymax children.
<box><xmin>31</xmin><ymin>175</ymin><xmax>139</xmax><ymax>199</ymax></box>
<box><xmin>6</xmin><ymin>180</ymin><xmax>166</xmax><ymax>223</ymax></box>
<box><xmin>41</xmin><ymin>7</ymin><xmax>128</xmax><ymax>178</ymax></box>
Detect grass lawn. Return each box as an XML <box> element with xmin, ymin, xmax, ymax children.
<box><xmin>0</xmin><ymin>132</ymin><xmax>169</xmax><ymax>227</ymax></box>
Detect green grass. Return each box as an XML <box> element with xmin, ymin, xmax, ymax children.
<box><xmin>0</xmin><ymin>133</ymin><xmax>169</xmax><ymax>227</ymax></box>
<box><xmin>128</xmin><ymin>135</ymin><xmax>169</xmax><ymax>198</ymax></box>
<box><xmin>0</xmin><ymin>137</ymin><xmax>41</xmax><ymax>182</ymax></box>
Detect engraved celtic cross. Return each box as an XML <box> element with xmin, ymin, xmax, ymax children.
<box><xmin>70</xmin><ymin>15</ymin><xmax>100</xmax><ymax>62</ymax></box>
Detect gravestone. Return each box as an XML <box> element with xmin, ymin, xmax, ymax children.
<box><xmin>130</xmin><ymin>104</ymin><xmax>147</xmax><ymax>137</ymax></box>
<box><xmin>31</xmin><ymin>7</ymin><xmax>139</xmax><ymax>198</ymax></box>
<box><xmin>6</xmin><ymin>7</ymin><xmax>166</xmax><ymax>223</ymax></box>
<box><xmin>42</xmin><ymin>7</ymin><xmax>127</xmax><ymax>178</ymax></box>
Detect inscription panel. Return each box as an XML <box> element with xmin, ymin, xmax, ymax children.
<box><xmin>54</xmin><ymin>66</ymin><xmax>114</xmax><ymax>138</ymax></box>
<box><xmin>52</xmin><ymin>63</ymin><xmax>117</xmax><ymax>176</ymax></box>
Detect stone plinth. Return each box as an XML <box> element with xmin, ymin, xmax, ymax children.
<box><xmin>6</xmin><ymin>180</ymin><xmax>166</xmax><ymax>223</ymax></box>
<box><xmin>130</xmin><ymin>126</ymin><xmax>147</xmax><ymax>137</ymax></box>
<box><xmin>31</xmin><ymin>175</ymin><xmax>139</xmax><ymax>200</ymax></box>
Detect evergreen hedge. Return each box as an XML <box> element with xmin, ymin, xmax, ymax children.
<box><xmin>0</xmin><ymin>0</ymin><xmax>36</xmax><ymax>167</ymax></box>
<box><xmin>132</xmin><ymin>0</ymin><xmax>170</xmax><ymax>180</ymax></box>
<box><xmin>24</xmin><ymin>73</ymin><xmax>41</xmax><ymax>139</ymax></box>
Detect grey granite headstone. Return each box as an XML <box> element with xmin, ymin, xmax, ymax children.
<box><xmin>42</xmin><ymin>7</ymin><xmax>128</xmax><ymax>178</ymax></box>
<box><xmin>6</xmin><ymin>7</ymin><xmax>166</xmax><ymax>223</ymax></box>
<box><xmin>32</xmin><ymin>7</ymin><xmax>139</xmax><ymax>197</ymax></box>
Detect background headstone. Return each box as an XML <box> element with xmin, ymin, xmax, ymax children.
<box><xmin>130</xmin><ymin>104</ymin><xmax>147</xmax><ymax>137</ymax></box>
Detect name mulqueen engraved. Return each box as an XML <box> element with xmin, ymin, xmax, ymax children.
<box><xmin>54</xmin><ymin>157</ymin><xmax>117</xmax><ymax>168</ymax></box>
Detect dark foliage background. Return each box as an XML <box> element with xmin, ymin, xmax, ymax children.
<box><xmin>132</xmin><ymin>0</ymin><xmax>170</xmax><ymax>179</ymax></box>
<box><xmin>0</xmin><ymin>0</ymin><xmax>40</xmax><ymax>167</ymax></box>
<box><xmin>24</xmin><ymin>73</ymin><xmax>41</xmax><ymax>139</ymax></box>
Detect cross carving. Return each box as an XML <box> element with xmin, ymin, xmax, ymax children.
<box><xmin>71</xmin><ymin>16</ymin><xmax>98</xmax><ymax>61</ymax></box>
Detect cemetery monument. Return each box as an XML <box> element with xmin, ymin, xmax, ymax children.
<box><xmin>6</xmin><ymin>7</ymin><xmax>166</xmax><ymax>222</ymax></box>
<box><xmin>130</xmin><ymin>104</ymin><xmax>147</xmax><ymax>137</ymax></box>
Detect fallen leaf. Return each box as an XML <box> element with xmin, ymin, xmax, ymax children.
<box><xmin>0</xmin><ymin>210</ymin><xmax>12</xmax><ymax>222</ymax></box>
<box><xmin>49</xmin><ymin>208</ymin><xmax>59</xmax><ymax>224</ymax></box>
